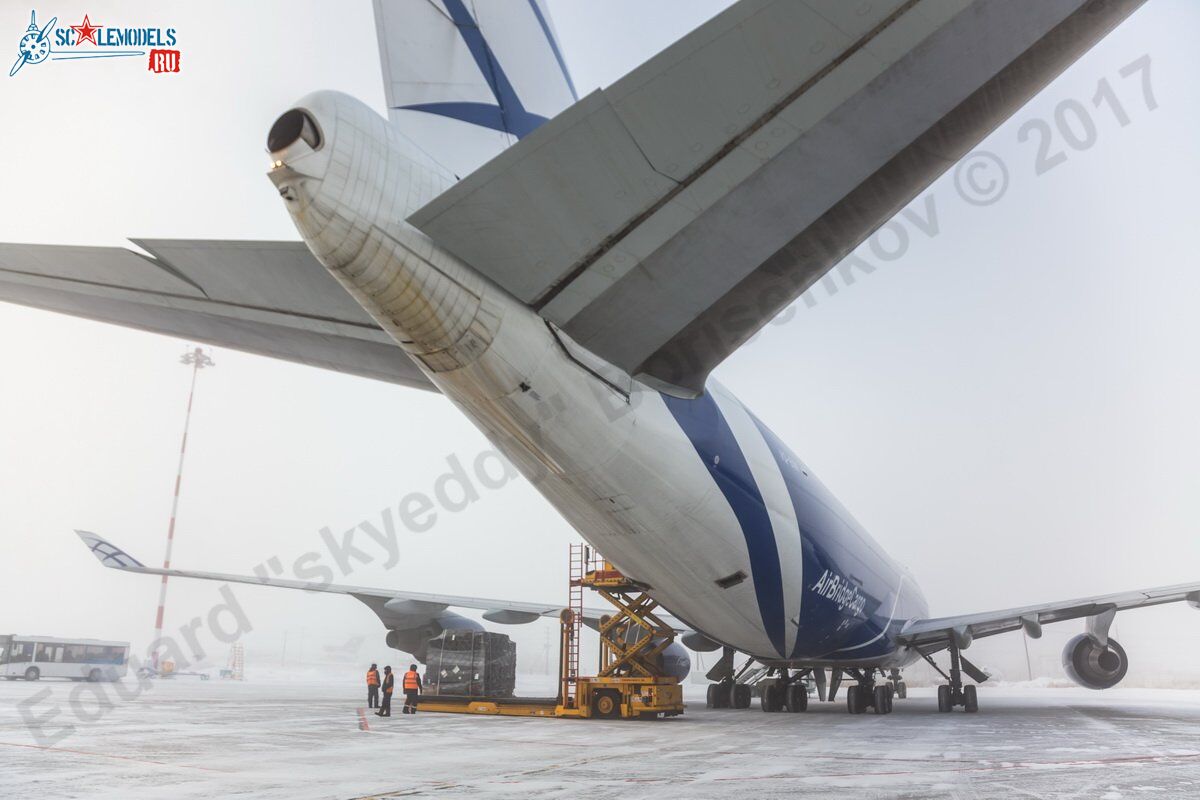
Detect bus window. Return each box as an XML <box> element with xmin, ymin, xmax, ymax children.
<box><xmin>65</xmin><ymin>645</ymin><xmax>89</xmax><ymax>663</ymax></box>
<box><xmin>8</xmin><ymin>643</ymin><xmax>33</xmax><ymax>664</ymax></box>
<box><xmin>35</xmin><ymin>643</ymin><xmax>65</xmax><ymax>663</ymax></box>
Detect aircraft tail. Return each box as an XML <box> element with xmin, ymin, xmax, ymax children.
<box><xmin>373</xmin><ymin>0</ymin><xmax>578</xmax><ymax>178</ymax></box>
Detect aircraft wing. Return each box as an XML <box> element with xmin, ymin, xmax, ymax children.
<box><xmin>0</xmin><ymin>240</ymin><xmax>436</xmax><ymax>391</ymax></box>
<box><xmin>897</xmin><ymin>581</ymin><xmax>1200</xmax><ymax>650</ymax></box>
<box><xmin>75</xmin><ymin>530</ymin><xmax>647</xmax><ymax>630</ymax></box>
<box><xmin>408</xmin><ymin>0</ymin><xmax>1146</xmax><ymax>396</ymax></box>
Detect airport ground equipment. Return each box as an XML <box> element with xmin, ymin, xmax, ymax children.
<box><xmin>420</xmin><ymin>545</ymin><xmax>684</xmax><ymax>720</ymax></box>
<box><xmin>220</xmin><ymin>643</ymin><xmax>244</xmax><ymax>680</ymax></box>
<box><xmin>555</xmin><ymin>544</ymin><xmax>685</xmax><ymax>719</ymax></box>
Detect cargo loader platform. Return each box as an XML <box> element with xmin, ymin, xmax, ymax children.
<box><xmin>416</xmin><ymin>695</ymin><xmax>560</xmax><ymax>717</ymax></box>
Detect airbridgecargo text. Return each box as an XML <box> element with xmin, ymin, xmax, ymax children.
<box><xmin>811</xmin><ymin>569</ymin><xmax>867</xmax><ymax>616</ymax></box>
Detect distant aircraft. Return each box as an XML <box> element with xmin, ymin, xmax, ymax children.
<box><xmin>13</xmin><ymin>0</ymin><xmax>1196</xmax><ymax>714</ymax></box>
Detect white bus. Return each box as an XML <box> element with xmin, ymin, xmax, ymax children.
<box><xmin>0</xmin><ymin>635</ymin><xmax>130</xmax><ymax>682</ymax></box>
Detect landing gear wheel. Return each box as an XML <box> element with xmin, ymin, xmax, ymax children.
<box><xmin>593</xmin><ymin>690</ymin><xmax>621</xmax><ymax>719</ymax></box>
<box><xmin>963</xmin><ymin>684</ymin><xmax>978</xmax><ymax>713</ymax></box>
<box><xmin>895</xmin><ymin>681</ymin><xmax>907</xmax><ymax>700</ymax></box>
<box><xmin>732</xmin><ymin>683</ymin><xmax>751</xmax><ymax>709</ymax></box>
<box><xmin>847</xmin><ymin>685</ymin><xmax>864</xmax><ymax>714</ymax></box>
<box><xmin>761</xmin><ymin>684</ymin><xmax>783</xmax><ymax>712</ymax></box>
<box><xmin>707</xmin><ymin>683</ymin><xmax>730</xmax><ymax>709</ymax></box>
<box><xmin>873</xmin><ymin>685</ymin><xmax>892</xmax><ymax>715</ymax></box>
<box><xmin>785</xmin><ymin>683</ymin><xmax>808</xmax><ymax>712</ymax></box>
<box><xmin>937</xmin><ymin>684</ymin><xmax>952</xmax><ymax>713</ymax></box>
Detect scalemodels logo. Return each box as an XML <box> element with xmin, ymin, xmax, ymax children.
<box><xmin>9</xmin><ymin>10</ymin><xmax>180</xmax><ymax>77</ymax></box>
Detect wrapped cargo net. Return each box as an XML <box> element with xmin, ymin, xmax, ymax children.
<box><xmin>424</xmin><ymin>629</ymin><xmax>517</xmax><ymax>698</ymax></box>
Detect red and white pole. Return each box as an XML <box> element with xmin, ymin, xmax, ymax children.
<box><xmin>150</xmin><ymin>346</ymin><xmax>214</xmax><ymax>670</ymax></box>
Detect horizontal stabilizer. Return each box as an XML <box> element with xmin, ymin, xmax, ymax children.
<box><xmin>1</xmin><ymin>240</ymin><xmax>436</xmax><ymax>391</ymax></box>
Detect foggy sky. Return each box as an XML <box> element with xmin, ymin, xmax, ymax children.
<box><xmin>1</xmin><ymin>0</ymin><xmax>1197</xmax><ymax>685</ymax></box>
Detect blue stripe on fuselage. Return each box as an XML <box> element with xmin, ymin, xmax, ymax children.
<box><xmin>747</xmin><ymin>413</ymin><xmax>895</xmax><ymax>660</ymax></box>
<box><xmin>661</xmin><ymin>392</ymin><xmax>786</xmax><ymax>658</ymax></box>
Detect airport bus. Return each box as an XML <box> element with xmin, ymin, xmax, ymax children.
<box><xmin>0</xmin><ymin>635</ymin><xmax>130</xmax><ymax>682</ymax></box>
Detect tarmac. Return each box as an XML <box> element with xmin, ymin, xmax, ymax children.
<box><xmin>2</xmin><ymin>677</ymin><xmax>1198</xmax><ymax>799</ymax></box>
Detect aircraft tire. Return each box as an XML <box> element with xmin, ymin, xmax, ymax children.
<box><xmin>963</xmin><ymin>684</ymin><xmax>978</xmax><ymax>713</ymax></box>
<box><xmin>896</xmin><ymin>681</ymin><xmax>907</xmax><ymax>699</ymax></box>
<box><xmin>873</xmin><ymin>685</ymin><xmax>892</xmax><ymax>714</ymax></box>
<box><xmin>785</xmin><ymin>683</ymin><xmax>807</xmax><ymax>712</ymax></box>
<box><xmin>732</xmin><ymin>683</ymin><xmax>751</xmax><ymax>709</ymax></box>
<box><xmin>846</xmin><ymin>685</ymin><xmax>862</xmax><ymax>714</ymax></box>
<box><xmin>937</xmin><ymin>685</ymin><xmax>953</xmax><ymax>712</ymax></box>
<box><xmin>760</xmin><ymin>684</ymin><xmax>782</xmax><ymax>712</ymax></box>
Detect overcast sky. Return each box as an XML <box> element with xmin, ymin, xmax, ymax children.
<box><xmin>1</xmin><ymin>1</ymin><xmax>1198</xmax><ymax>685</ymax></box>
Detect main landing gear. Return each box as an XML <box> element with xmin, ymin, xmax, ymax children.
<box><xmin>706</xmin><ymin>679</ymin><xmax>752</xmax><ymax>709</ymax></box>
<box><xmin>841</xmin><ymin>669</ymin><xmax>894</xmax><ymax>715</ymax></box>
<box><xmin>707</xmin><ymin>664</ymin><xmax>911</xmax><ymax>715</ymax></box>
<box><xmin>705</xmin><ymin>663</ymin><xmax>812</xmax><ymax>712</ymax></box>
<box><xmin>918</xmin><ymin>639</ymin><xmax>985</xmax><ymax>713</ymax></box>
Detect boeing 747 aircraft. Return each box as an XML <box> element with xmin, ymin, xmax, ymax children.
<box><xmin>8</xmin><ymin>0</ymin><xmax>1198</xmax><ymax>714</ymax></box>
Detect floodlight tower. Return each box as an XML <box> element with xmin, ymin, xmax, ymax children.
<box><xmin>150</xmin><ymin>346</ymin><xmax>215</xmax><ymax>669</ymax></box>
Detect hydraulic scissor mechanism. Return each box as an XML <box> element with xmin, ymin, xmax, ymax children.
<box><xmin>705</xmin><ymin>659</ymin><xmax>908</xmax><ymax>715</ymax></box>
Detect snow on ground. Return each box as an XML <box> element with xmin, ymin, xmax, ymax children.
<box><xmin>2</xmin><ymin>677</ymin><xmax>1199</xmax><ymax>799</ymax></box>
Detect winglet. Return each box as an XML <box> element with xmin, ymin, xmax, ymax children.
<box><xmin>75</xmin><ymin>530</ymin><xmax>146</xmax><ymax>570</ymax></box>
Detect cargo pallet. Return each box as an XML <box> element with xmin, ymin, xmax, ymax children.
<box><xmin>420</xmin><ymin>544</ymin><xmax>684</xmax><ymax>720</ymax></box>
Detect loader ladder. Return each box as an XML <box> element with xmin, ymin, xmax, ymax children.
<box><xmin>560</xmin><ymin>543</ymin><xmax>586</xmax><ymax>708</ymax></box>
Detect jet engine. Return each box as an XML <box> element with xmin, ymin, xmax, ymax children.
<box><xmin>1062</xmin><ymin>634</ymin><xmax>1128</xmax><ymax>689</ymax></box>
<box><xmin>384</xmin><ymin>612</ymin><xmax>482</xmax><ymax>663</ymax></box>
<box><xmin>660</xmin><ymin>641</ymin><xmax>692</xmax><ymax>681</ymax></box>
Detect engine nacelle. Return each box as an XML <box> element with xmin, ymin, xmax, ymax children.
<box><xmin>1062</xmin><ymin>634</ymin><xmax>1128</xmax><ymax>689</ymax></box>
<box><xmin>661</xmin><ymin>641</ymin><xmax>692</xmax><ymax>681</ymax></box>
<box><xmin>385</xmin><ymin>612</ymin><xmax>482</xmax><ymax>663</ymax></box>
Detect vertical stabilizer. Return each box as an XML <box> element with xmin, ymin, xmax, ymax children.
<box><xmin>373</xmin><ymin>0</ymin><xmax>578</xmax><ymax>178</ymax></box>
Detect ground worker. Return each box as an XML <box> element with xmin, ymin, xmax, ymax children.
<box><xmin>366</xmin><ymin>663</ymin><xmax>380</xmax><ymax>709</ymax></box>
<box><xmin>402</xmin><ymin>663</ymin><xmax>422</xmax><ymax>714</ymax></box>
<box><xmin>376</xmin><ymin>666</ymin><xmax>394</xmax><ymax>717</ymax></box>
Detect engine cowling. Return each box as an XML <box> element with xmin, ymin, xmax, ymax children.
<box><xmin>1062</xmin><ymin>634</ymin><xmax>1128</xmax><ymax>689</ymax></box>
<box><xmin>384</xmin><ymin>612</ymin><xmax>482</xmax><ymax>663</ymax></box>
<box><xmin>660</xmin><ymin>641</ymin><xmax>691</xmax><ymax>681</ymax></box>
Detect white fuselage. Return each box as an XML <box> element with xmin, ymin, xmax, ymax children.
<box><xmin>268</xmin><ymin>91</ymin><xmax>927</xmax><ymax>666</ymax></box>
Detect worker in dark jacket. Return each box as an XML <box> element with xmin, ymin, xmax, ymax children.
<box><xmin>402</xmin><ymin>664</ymin><xmax>422</xmax><ymax>714</ymax></box>
<box><xmin>366</xmin><ymin>663</ymin><xmax>380</xmax><ymax>709</ymax></box>
<box><xmin>376</xmin><ymin>666</ymin><xmax>394</xmax><ymax>717</ymax></box>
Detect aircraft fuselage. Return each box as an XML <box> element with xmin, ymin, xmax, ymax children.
<box><xmin>269</xmin><ymin>91</ymin><xmax>928</xmax><ymax>667</ymax></box>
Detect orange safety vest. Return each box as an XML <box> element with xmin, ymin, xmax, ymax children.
<box><xmin>366</xmin><ymin>669</ymin><xmax>379</xmax><ymax>687</ymax></box>
<box><xmin>403</xmin><ymin>670</ymin><xmax>420</xmax><ymax>691</ymax></box>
